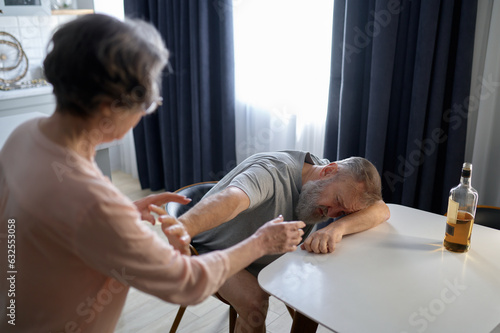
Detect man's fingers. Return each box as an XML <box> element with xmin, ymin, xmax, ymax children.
<box><xmin>319</xmin><ymin>239</ymin><xmax>329</xmax><ymax>254</ymax></box>
<box><xmin>327</xmin><ymin>239</ymin><xmax>336</xmax><ymax>253</ymax></box>
<box><xmin>300</xmin><ymin>235</ymin><xmax>311</xmax><ymax>251</ymax></box>
<box><xmin>310</xmin><ymin>238</ymin><xmax>321</xmax><ymax>254</ymax></box>
<box><xmin>301</xmin><ymin>234</ymin><xmax>336</xmax><ymax>254</ymax></box>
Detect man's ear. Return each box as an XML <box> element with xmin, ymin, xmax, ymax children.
<box><xmin>320</xmin><ymin>162</ymin><xmax>338</xmax><ymax>178</ymax></box>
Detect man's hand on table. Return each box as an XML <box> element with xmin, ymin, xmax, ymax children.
<box><xmin>300</xmin><ymin>223</ymin><xmax>344</xmax><ymax>254</ymax></box>
<box><xmin>302</xmin><ymin>201</ymin><xmax>390</xmax><ymax>254</ymax></box>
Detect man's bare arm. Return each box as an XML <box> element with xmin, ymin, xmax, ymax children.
<box><xmin>333</xmin><ymin>200</ymin><xmax>390</xmax><ymax>235</ymax></box>
<box><xmin>154</xmin><ymin>204</ymin><xmax>306</xmax><ymax>263</ymax></box>
<box><xmin>301</xmin><ymin>200</ymin><xmax>390</xmax><ymax>254</ymax></box>
<box><xmin>178</xmin><ymin>186</ymin><xmax>250</xmax><ymax>237</ymax></box>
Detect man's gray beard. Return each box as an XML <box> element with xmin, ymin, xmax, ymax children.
<box><xmin>295</xmin><ymin>178</ymin><xmax>333</xmax><ymax>225</ymax></box>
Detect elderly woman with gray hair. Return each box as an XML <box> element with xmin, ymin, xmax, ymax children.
<box><xmin>0</xmin><ymin>14</ymin><xmax>304</xmax><ymax>332</ymax></box>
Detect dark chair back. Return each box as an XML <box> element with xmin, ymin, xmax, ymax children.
<box><xmin>475</xmin><ymin>206</ymin><xmax>500</xmax><ymax>230</ymax></box>
<box><xmin>165</xmin><ymin>181</ymin><xmax>217</xmax><ymax>218</ymax></box>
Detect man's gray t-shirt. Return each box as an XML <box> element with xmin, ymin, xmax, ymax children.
<box><xmin>192</xmin><ymin>150</ymin><xmax>329</xmax><ymax>276</ymax></box>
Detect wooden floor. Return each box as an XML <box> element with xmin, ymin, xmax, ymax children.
<box><xmin>111</xmin><ymin>171</ymin><xmax>333</xmax><ymax>333</ymax></box>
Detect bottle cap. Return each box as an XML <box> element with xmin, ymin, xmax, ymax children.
<box><xmin>462</xmin><ymin>162</ymin><xmax>472</xmax><ymax>178</ymax></box>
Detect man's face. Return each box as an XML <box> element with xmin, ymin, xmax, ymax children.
<box><xmin>296</xmin><ymin>176</ymin><xmax>365</xmax><ymax>224</ymax></box>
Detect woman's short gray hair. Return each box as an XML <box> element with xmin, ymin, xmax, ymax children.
<box><xmin>336</xmin><ymin>157</ymin><xmax>383</xmax><ymax>208</ymax></box>
<box><xmin>44</xmin><ymin>14</ymin><xmax>169</xmax><ymax>118</ymax></box>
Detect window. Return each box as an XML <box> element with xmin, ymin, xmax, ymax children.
<box><xmin>233</xmin><ymin>0</ymin><xmax>334</xmax><ymax>162</ymax></box>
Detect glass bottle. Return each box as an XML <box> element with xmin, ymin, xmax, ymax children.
<box><xmin>443</xmin><ymin>162</ymin><xmax>479</xmax><ymax>253</ymax></box>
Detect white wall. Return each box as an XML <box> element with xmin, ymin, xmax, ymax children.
<box><xmin>467</xmin><ymin>0</ymin><xmax>500</xmax><ymax>206</ymax></box>
<box><xmin>0</xmin><ymin>15</ymin><xmax>76</xmax><ymax>83</ymax></box>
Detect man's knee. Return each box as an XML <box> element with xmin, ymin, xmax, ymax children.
<box><xmin>235</xmin><ymin>292</ymin><xmax>269</xmax><ymax>333</ymax></box>
<box><xmin>234</xmin><ymin>285</ymin><xmax>269</xmax><ymax>313</ymax></box>
<box><xmin>218</xmin><ymin>269</ymin><xmax>269</xmax><ymax>315</ymax></box>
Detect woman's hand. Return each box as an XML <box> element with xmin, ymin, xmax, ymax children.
<box><xmin>134</xmin><ymin>192</ymin><xmax>191</xmax><ymax>224</ymax></box>
<box><xmin>253</xmin><ymin>216</ymin><xmax>306</xmax><ymax>255</ymax></box>
<box><xmin>149</xmin><ymin>204</ymin><xmax>191</xmax><ymax>256</ymax></box>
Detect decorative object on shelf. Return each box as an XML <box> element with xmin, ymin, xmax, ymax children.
<box><xmin>0</xmin><ymin>78</ymin><xmax>48</xmax><ymax>91</ymax></box>
<box><xmin>51</xmin><ymin>8</ymin><xmax>93</xmax><ymax>15</ymax></box>
<box><xmin>50</xmin><ymin>0</ymin><xmax>73</xmax><ymax>10</ymax></box>
<box><xmin>0</xmin><ymin>31</ymin><xmax>29</xmax><ymax>86</ymax></box>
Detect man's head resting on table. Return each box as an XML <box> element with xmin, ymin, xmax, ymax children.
<box><xmin>296</xmin><ymin>156</ymin><xmax>382</xmax><ymax>224</ymax></box>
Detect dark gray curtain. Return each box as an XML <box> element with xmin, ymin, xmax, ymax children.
<box><xmin>324</xmin><ymin>0</ymin><xmax>477</xmax><ymax>213</ymax></box>
<box><xmin>124</xmin><ymin>0</ymin><xmax>236</xmax><ymax>191</ymax></box>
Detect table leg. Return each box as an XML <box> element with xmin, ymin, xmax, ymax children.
<box><xmin>291</xmin><ymin>311</ymin><xmax>318</xmax><ymax>333</ymax></box>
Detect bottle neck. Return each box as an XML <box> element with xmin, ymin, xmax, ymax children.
<box><xmin>461</xmin><ymin>176</ymin><xmax>471</xmax><ymax>187</ymax></box>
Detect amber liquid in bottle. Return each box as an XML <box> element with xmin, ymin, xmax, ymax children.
<box><xmin>443</xmin><ymin>211</ymin><xmax>474</xmax><ymax>252</ymax></box>
<box><xmin>443</xmin><ymin>163</ymin><xmax>478</xmax><ymax>253</ymax></box>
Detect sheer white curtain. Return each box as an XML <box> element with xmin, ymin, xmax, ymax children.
<box><xmin>232</xmin><ymin>0</ymin><xmax>334</xmax><ymax>163</ymax></box>
<box><xmin>467</xmin><ymin>0</ymin><xmax>500</xmax><ymax>206</ymax></box>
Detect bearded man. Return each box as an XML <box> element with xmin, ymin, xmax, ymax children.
<box><xmin>174</xmin><ymin>150</ymin><xmax>390</xmax><ymax>333</ymax></box>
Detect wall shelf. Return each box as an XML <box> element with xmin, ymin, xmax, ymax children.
<box><xmin>51</xmin><ymin>9</ymin><xmax>94</xmax><ymax>15</ymax></box>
